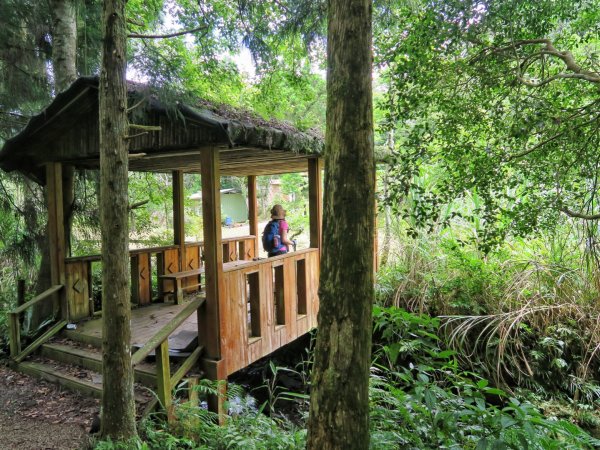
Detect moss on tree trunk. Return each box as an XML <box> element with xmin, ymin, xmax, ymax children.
<box><xmin>307</xmin><ymin>0</ymin><xmax>375</xmax><ymax>449</ymax></box>
<box><xmin>99</xmin><ymin>0</ymin><xmax>137</xmax><ymax>440</ymax></box>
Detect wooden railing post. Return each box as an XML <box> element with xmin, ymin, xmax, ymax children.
<box><xmin>9</xmin><ymin>313</ymin><xmax>20</xmax><ymax>358</ymax></box>
<box><xmin>156</xmin><ymin>340</ymin><xmax>174</xmax><ymax>422</ymax></box>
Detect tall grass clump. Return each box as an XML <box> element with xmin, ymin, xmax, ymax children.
<box><xmin>377</xmin><ymin>216</ymin><xmax>600</xmax><ymax>404</ymax></box>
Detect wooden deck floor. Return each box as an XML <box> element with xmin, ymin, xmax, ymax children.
<box><xmin>65</xmin><ymin>300</ymin><xmax>199</xmax><ymax>352</ymax></box>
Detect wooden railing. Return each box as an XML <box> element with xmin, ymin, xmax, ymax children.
<box><xmin>64</xmin><ymin>236</ymin><xmax>256</xmax><ymax>321</ymax></box>
<box><xmin>9</xmin><ymin>285</ymin><xmax>67</xmax><ymax>363</ymax></box>
<box><xmin>131</xmin><ymin>296</ymin><xmax>206</xmax><ymax>420</ymax></box>
<box><xmin>219</xmin><ymin>248</ymin><xmax>320</xmax><ymax>375</ymax></box>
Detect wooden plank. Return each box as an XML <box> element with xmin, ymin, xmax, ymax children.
<box><xmin>160</xmin><ymin>248</ymin><xmax>180</xmax><ymax>297</ymax></box>
<box><xmin>248</xmin><ymin>175</ymin><xmax>259</xmax><ymax>256</ymax></box>
<box><xmin>15</xmin><ymin>320</ymin><xmax>67</xmax><ymax>363</ymax></box>
<box><xmin>12</xmin><ymin>285</ymin><xmax>63</xmax><ymax>315</ymax></box>
<box><xmin>65</xmin><ymin>261</ymin><xmax>89</xmax><ymax>321</ymax></box>
<box><xmin>283</xmin><ymin>257</ymin><xmax>296</xmax><ymax>343</ymax></box>
<box><xmin>240</xmin><ymin>238</ymin><xmax>255</xmax><ymax>260</ymax></box>
<box><xmin>184</xmin><ymin>244</ymin><xmax>201</xmax><ymax>292</ymax></box>
<box><xmin>199</xmin><ymin>147</ymin><xmax>223</xmax><ymax>360</ymax></box>
<box><xmin>308</xmin><ymin>157</ymin><xmax>323</xmax><ymax>250</ymax></box>
<box><xmin>18</xmin><ymin>361</ymin><xmax>103</xmax><ymax>399</ymax></box>
<box><xmin>131</xmin><ymin>297</ymin><xmax>204</xmax><ymax>366</ymax></box>
<box><xmin>40</xmin><ymin>343</ymin><xmax>158</xmax><ymax>387</ymax></box>
<box><xmin>9</xmin><ymin>313</ymin><xmax>20</xmax><ymax>358</ymax></box>
<box><xmin>131</xmin><ymin>252</ymin><xmax>152</xmax><ymax>305</ymax></box>
<box><xmin>160</xmin><ymin>268</ymin><xmax>205</xmax><ymax>280</ymax></box>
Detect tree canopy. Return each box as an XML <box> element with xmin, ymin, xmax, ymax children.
<box><xmin>376</xmin><ymin>0</ymin><xmax>600</xmax><ymax>250</ymax></box>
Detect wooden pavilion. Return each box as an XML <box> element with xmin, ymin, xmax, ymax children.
<box><xmin>0</xmin><ymin>77</ymin><xmax>324</xmax><ymax>415</ymax></box>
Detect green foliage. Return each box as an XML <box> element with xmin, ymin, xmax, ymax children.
<box><xmin>370</xmin><ymin>306</ymin><xmax>600</xmax><ymax>449</ymax></box>
<box><xmin>375</xmin><ymin>0</ymin><xmax>600</xmax><ymax>250</ymax></box>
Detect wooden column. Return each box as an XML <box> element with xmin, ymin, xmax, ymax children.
<box><xmin>199</xmin><ymin>148</ymin><xmax>225</xmax><ymax>417</ymax></box>
<box><xmin>173</xmin><ymin>170</ymin><xmax>185</xmax><ymax>271</ymax></box>
<box><xmin>308</xmin><ymin>158</ymin><xmax>323</xmax><ymax>249</ymax></box>
<box><xmin>46</xmin><ymin>163</ymin><xmax>67</xmax><ymax>319</ymax></box>
<box><xmin>247</xmin><ymin>175</ymin><xmax>259</xmax><ymax>256</ymax></box>
<box><xmin>199</xmin><ymin>148</ymin><xmax>223</xmax><ymax>359</ymax></box>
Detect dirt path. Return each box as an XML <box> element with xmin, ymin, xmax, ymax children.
<box><xmin>0</xmin><ymin>363</ymin><xmax>99</xmax><ymax>450</ymax></box>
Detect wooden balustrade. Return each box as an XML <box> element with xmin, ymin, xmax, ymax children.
<box><xmin>64</xmin><ymin>236</ymin><xmax>256</xmax><ymax>321</ymax></box>
<box><xmin>131</xmin><ymin>296</ymin><xmax>205</xmax><ymax>420</ymax></box>
<box><xmin>9</xmin><ymin>285</ymin><xmax>66</xmax><ymax>362</ymax></box>
<box><xmin>218</xmin><ymin>248</ymin><xmax>320</xmax><ymax>376</ymax></box>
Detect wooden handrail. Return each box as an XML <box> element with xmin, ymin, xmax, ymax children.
<box><xmin>131</xmin><ymin>296</ymin><xmax>205</xmax><ymax>366</ymax></box>
<box><xmin>65</xmin><ymin>236</ymin><xmax>255</xmax><ymax>263</ymax></box>
<box><xmin>14</xmin><ymin>320</ymin><xmax>67</xmax><ymax>363</ymax></box>
<box><xmin>11</xmin><ymin>285</ymin><xmax>63</xmax><ymax>315</ymax></box>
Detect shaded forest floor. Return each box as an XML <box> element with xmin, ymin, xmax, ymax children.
<box><xmin>0</xmin><ymin>363</ymin><xmax>98</xmax><ymax>450</ymax></box>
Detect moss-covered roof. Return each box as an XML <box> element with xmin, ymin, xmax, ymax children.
<box><xmin>0</xmin><ymin>77</ymin><xmax>323</xmax><ymax>179</ymax></box>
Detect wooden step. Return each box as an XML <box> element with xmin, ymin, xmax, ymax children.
<box><xmin>40</xmin><ymin>342</ymin><xmax>157</xmax><ymax>387</ymax></box>
<box><xmin>17</xmin><ymin>360</ymin><xmax>153</xmax><ymax>406</ymax></box>
<box><xmin>18</xmin><ymin>360</ymin><xmax>104</xmax><ymax>399</ymax></box>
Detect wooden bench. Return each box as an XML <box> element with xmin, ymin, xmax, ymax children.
<box><xmin>159</xmin><ymin>268</ymin><xmax>204</xmax><ymax>304</ymax></box>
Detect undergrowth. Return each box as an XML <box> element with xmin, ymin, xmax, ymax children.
<box><xmin>94</xmin><ymin>305</ymin><xmax>600</xmax><ymax>450</ymax></box>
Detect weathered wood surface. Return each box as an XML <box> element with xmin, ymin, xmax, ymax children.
<box><xmin>41</xmin><ymin>342</ymin><xmax>159</xmax><ymax>387</ymax></box>
<box><xmin>132</xmin><ymin>296</ymin><xmax>204</xmax><ymax>366</ymax></box>
<box><xmin>12</xmin><ymin>285</ymin><xmax>63</xmax><ymax>315</ymax></box>
<box><xmin>14</xmin><ymin>320</ymin><xmax>68</xmax><ymax>363</ymax></box>
<box><xmin>65</xmin><ymin>300</ymin><xmax>201</xmax><ymax>350</ymax></box>
<box><xmin>159</xmin><ymin>268</ymin><xmax>204</xmax><ymax>304</ymax></box>
<box><xmin>65</xmin><ymin>260</ymin><xmax>90</xmax><ymax>320</ymax></box>
<box><xmin>219</xmin><ymin>249</ymin><xmax>320</xmax><ymax>376</ymax></box>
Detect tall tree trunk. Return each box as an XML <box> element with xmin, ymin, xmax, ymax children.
<box><xmin>307</xmin><ymin>0</ymin><xmax>374</xmax><ymax>449</ymax></box>
<box><xmin>31</xmin><ymin>0</ymin><xmax>78</xmax><ymax>328</ymax></box>
<box><xmin>49</xmin><ymin>0</ymin><xmax>77</xmax><ymax>92</ymax></box>
<box><xmin>99</xmin><ymin>0</ymin><xmax>137</xmax><ymax>440</ymax></box>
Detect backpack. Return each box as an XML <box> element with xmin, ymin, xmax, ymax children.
<box><xmin>262</xmin><ymin>220</ymin><xmax>281</xmax><ymax>253</ymax></box>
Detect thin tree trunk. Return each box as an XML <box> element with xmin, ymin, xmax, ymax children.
<box><xmin>49</xmin><ymin>0</ymin><xmax>77</xmax><ymax>93</ymax></box>
<box><xmin>380</xmin><ymin>127</ymin><xmax>394</xmax><ymax>267</ymax></box>
<box><xmin>99</xmin><ymin>0</ymin><xmax>137</xmax><ymax>439</ymax></box>
<box><xmin>307</xmin><ymin>0</ymin><xmax>374</xmax><ymax>449</ymax></box>
<box><xmin>31</xmin><ymin>0</ymin><xmax>77</xmax><ymax>328</ymax></box>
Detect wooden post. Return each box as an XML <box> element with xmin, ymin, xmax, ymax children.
<box><xmin>308</xmin><ymin>158</ymin><xmax>323</xmax><ymax>249</ymax></box>
<box><xmin>173</xmin><ymin>170</ymin><xmax>185</xmax><ymax>272</ymax></box>
<box><xmin>199</xmin><ymin>148</ymin><xmax>223</xmax><ymax>359</ymax></box>
<box><xmin>248</xmin><ymin>175</ymin><xmax>259</xmax><ymax>256</ymax></box>
<box><xmin>156</xmin><ymin>340</ymin><xmax>174</xmax><ymax>422</ymax></box>
<box><xmin>199</xmin><ymin>147</ymin><xmax>225</xmax><ymax>416</ymax></box>
<box><xmin>9</xmin><ymin>313</ymin><xmax>20</xmax><ymax>358</ymax></box>
<box><xmin>46</xmin><ymin>163</ymin><xmax>67</xmax><ymax>319</ymax></box>
<box><xmin>17</xmin><ymin>279</ymin><xmax>25</xmax><ymax>308</ymax></box>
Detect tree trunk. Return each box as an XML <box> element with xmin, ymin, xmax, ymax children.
<box><xmin>307</xmin><ymin>0</ymin><xmax>374</xmax><ymax>449</ymax></box>
<box><xmin>99</xmin><ymin>0</ymin><xmax>137</xmax><ymax>440</ymax></box>
<box><xmin>49</xmin><ymin>0</ymin><xmax>77</xmax><ymax>93</ymax></box>
<box><xmin>31</xmin><ymin>0</ymin><xmax>77</xmax><ymax>328</ymax></box>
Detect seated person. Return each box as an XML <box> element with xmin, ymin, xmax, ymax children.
<box><xmin>263</xmin><ymin>204</ymin><xmax>295</xmax><ymax>257</ymax></box>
